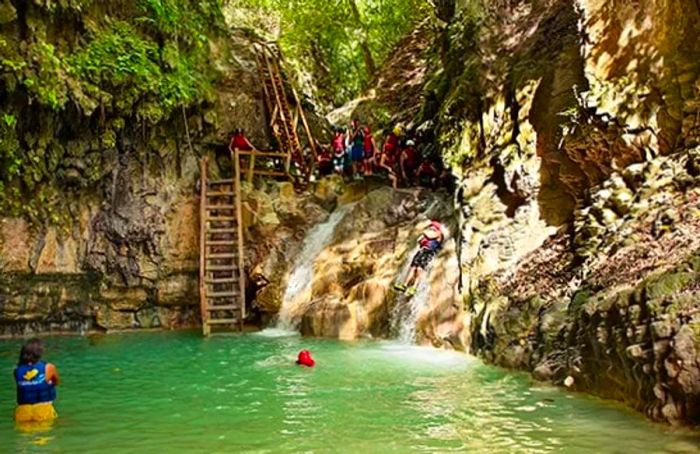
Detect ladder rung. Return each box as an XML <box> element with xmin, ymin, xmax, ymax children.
<box><xmin>206</xmin><ymin>241</ymin><xmax>236</xmax><ymax>246</ymax></box>
<box><xmin>207</xmin><ymin>291</ymin><xmax>240</xmax><ymax>298</ymax></box>
<box><xmin>207</xmin><ymin>318</ymin><xmax>238</xmax><ymax>325</ymax></box>
<box><xmin>208</xmin><ymin>216</ymin><xmax>237</xmax><ymax>221</ymax></box>
<box><xmin>208</xmin><ymin>179</ymin><xmax>233</xmax><ymax>185</ymax></box>
<box><xmin>208</xmin><ymin>253</ymin><xmax>238</xmax><ymax>259</ymax></box>
<box><xmin>206</xmin><ymin>305</ymin><xmax>239</xmax><ymax>311</ymax></box>
<box><xmin>209</xmin><ymin>228</ymin><xmax>236</xmax><ymax>234</ymax></box>
<box><xmin>206</xmin><ymin>205</ymin><xmax>235</xmax><ymax>210</ymax></box>
<box><xmin>207</xmin><ymin>191</ymin><xmax>235</xmax><ymax>197</ymax></box>
<box><xmin>206</xmin><ymin>265</ymin><xmax>237</xmax><ymax>271</ymax></box>
<box><xmin>206</xmin><ymin>278</ymin><xmax>238</xmax><ymax>284</ymax></box>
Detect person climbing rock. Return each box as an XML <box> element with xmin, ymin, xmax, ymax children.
<box><xmin>394</xmin><ymin>220</ymin><xmax>445</xmax><ymax>296</ymax></box>
<box><xmin>362</xmin><ymin>126</ymin><xmax>377</xmax><ymax>176</ymax></box>
<box><xmin>296</xmin><ymin>350</ymin><xmax>315</xmax><ymax>367</ymax></box>
<box><xmin>229</xmin><ymin>128</ymin><xmax>257</xmax><ymax>152</ymax></box>
<box><xmin>14</xmin><ymin>338</ymin><xmax>60</xmax><ymax>424</ymax></box>
<box><xmin>349</xmin><ymin>118</ymin><xmax>365</xmax><ymax>179</ymax></box>
<box><xmin>332</xmin><ymin>127</ymin><xmax>346</xmax><ymax>174</ymax></box>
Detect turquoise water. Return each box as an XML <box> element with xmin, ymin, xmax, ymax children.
<box><xmin>1</xmin><ymin>331</ymin><xmax>698</xmax><ymax>453</ymax></box>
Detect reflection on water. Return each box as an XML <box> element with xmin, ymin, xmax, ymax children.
<box><xmin>0</xmin><ymin>332</ymin><xmax>698</xmax><ymax>453</ymax></box>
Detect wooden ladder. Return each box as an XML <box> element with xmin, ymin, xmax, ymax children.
<box><xmin>199</xmin><ymin>155</ymin><xmax>246</xmax><ymax>335</ymax></box>
<box><xmin>254</xmin><ymin>42</ymin><xmax>317</xmax><ymax>184</ymax></box>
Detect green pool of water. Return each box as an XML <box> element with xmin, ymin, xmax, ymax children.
<box><xmin>1</xmin><ymin>331</ymin><xmax>698</xmax><ymax>453</ymax></box>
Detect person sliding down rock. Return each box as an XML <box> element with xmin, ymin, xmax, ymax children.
<box><xmin>394</xmin><ymin>220</ymin><xmax>445</xmax><ymax>296</ymax></box>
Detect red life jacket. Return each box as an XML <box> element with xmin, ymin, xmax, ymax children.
<box><xmin>384</xmin><ymin>133</ymin><xmax>398</xmax><ymax>153</ymax></box>
<box><xmin>231</xmin><ymin>134</ymin><xmax>251</xmax><ymax>150</ymax></box>
<box><xmin>318</xmin><ymin>149</ymin><xmax>332</xmax><ymax>163</ymax></box>
<box><xmin>402</xmin><ymin>146</ymin><xmax>418</xmax><ymax>169</ymax></box>
<box><xmin>363</xmin><ymin>134</ymin><xmax>374</xmax><ymax>155</ymax></box>
<box><xmin>418</xmin><ymin>161</ymin><xmax>437</xmax><ymax>177</ymax></box>
<box><xmin>332</xmin><ymin>135</ymin><xmax>345</xmax><ymax>155</ymax></box>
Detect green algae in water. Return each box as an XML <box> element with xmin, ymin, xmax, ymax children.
<box><xmin>1</xmin><ymin>331</ymin><xmax>698</xmax><ymax>453</ymax></box>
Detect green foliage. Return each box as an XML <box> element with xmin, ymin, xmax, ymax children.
<box><xmin>0</xmin><ymin>0</ymin><xmax>226</xmax><ymax>225</ymax></box>
<box><xmin>227</xmin><ymin>0</ymin><xmax>432</xmax><ymax>106</ymax></box>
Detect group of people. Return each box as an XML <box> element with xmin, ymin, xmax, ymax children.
<box><xmin>317</xmin><ymin>119</ymin><xmax>451</xmax><ymax>190</ymax></box>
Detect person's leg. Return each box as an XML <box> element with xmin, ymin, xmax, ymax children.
<box><xmin>406</xmin><ymin>268</ymin><xmax>424</xmax><ymax>295</ymax></box>
<box><xmin>403</xmin><ymin>266</ymin><xmax>420</xmax><ymax>287</ymax></box>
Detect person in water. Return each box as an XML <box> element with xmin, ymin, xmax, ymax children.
<box><xmin>394</xmin><ymin>220</ymin><xmax>445</xmax><ymax>296</ymax></box>
<box><xmin>14</xmin><ymin>338</ymin><xmax>60</xmax><ymax>423</ymax></box>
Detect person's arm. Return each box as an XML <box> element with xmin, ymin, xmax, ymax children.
<box><xmin>244</xmin><ymin>137</ymin><xmax>258</xmax><ymax>151</ymax></box>
<box><xmin>46</xmin><ymin>363</ymin><xmax>60</xmax><ymax>386</ymax></box>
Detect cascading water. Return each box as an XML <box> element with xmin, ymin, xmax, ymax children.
<box><xmin>275</xmin><ymin>204</ymin><xmax>353</xmax><ymax>330</ymax></box>
<box><xmin>391</xmin><ymin>223</ymin><xmax>450</xmax><ymax>344</ymax></box>
<box><xmin>390</xmin><ymin>246</ymin><xmax>433</xmax><ymax>343</ymax></box>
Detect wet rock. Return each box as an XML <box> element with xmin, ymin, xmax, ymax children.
<box><xmin>157</xmin><ymin>273</ymin><xmax>197</xmax><ymax>306</ymax></box>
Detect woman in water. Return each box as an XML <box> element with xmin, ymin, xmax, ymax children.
<box><xmin>14</xmin><ymin>338</ymin><xmax>60</xmax><ymax>423</ymax></box>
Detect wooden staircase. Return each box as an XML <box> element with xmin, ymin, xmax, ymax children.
<box><xmin>199</xmin><ymin>156</ymin><xmax>246</xmax><ymax>335</ymax></box>
<box><xmin>254</xmin><ymin>42</ymin><xmax>317</xmax><ymax>184</ymax></box>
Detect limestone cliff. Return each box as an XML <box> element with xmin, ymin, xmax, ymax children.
<box><xmin>413</xmin><ymin>0</ymin><xmax>700</xmax><ymax>425</ymax></box>
<box><xmin>0</xmin><ymin>2</ymin><xmax>323</xmax><ymax>335</ymax></box>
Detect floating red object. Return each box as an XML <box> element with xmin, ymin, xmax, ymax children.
<box><xmin>296</xmin><ymin>350</ymin><xmax>315</xmax><ymax>367</ymax></box>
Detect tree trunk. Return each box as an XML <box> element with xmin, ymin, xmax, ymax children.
<box><xmin>432</xmin><ymin>0</ymin><xmax>456</xmax><ymax>23</ymax></box>
<box><xmin>347</xmin><ymin>0</ymin><xmax>377</xmax><ymax>79</ymax></box>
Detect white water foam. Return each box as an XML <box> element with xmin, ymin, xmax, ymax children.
<box><xmin>276</xmin><ymin>204</ymin><xmax>353</xmax><ymax>330</ymax></box>
<box><xmin>391</xmin><ymin>252</ymin><xmax>433</xmax><ymax>344</ymax></box>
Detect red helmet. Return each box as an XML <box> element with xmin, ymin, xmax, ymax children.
<box><xmin>430</xmin><ymin>220</ymin><xmax>443</xmax><ymax>232</ymax></box>
<box><xmin>296</xmin><ymin>350</ymin><xmax>315</xmax><ymax>367</ymax></box>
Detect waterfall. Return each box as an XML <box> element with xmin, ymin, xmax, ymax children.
<box><xmin>276</xmin><ymin>204</ymin><xmax>353</xmax><ymax>330</ymax></box>
<box><xmin>390</xmin><ymin>247</ymin><xmax>433</xmax><ymax>343</ymax></box>
<box><xmin>390</xmin><ymin>224</ymin><xmax>450</xmax><ymax>343</ymax></box>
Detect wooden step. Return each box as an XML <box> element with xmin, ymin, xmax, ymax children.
<box><xmin>208</xmin><ymin>179</ymin><xmax>233</xmax><ymax>185</ymax></box>
<box><xmin>209</xmin><ymin>228</ymin><xmax>236</xmax><ymax>234</ymax></box>
<box><xmin>206</xmin><ymin>305</ymin><xmax>239</xmax><ymax>311</ymax></box>
<box><xmin>207</xmin><ymin>191</ymin><xmax>235</xmax><ymax>197</ymax></box>
<box><xmin>206</xmin><ymin>205</ymin><xmax>235</xmax><ymax>211</ymax></box>
<box><xmin>207</xmin><ymin>291</ymin><xmax>240</xmax><ymax>298</ymax></box>
<box><xmin>207</xmin><ymin>253</ymin><xmax>238</xmax><ymax>259</ymax></box>
<box><xmin>206</xmin><ymin>240</ymin><xmax>236</xmax><ymax>246</ymax></box>
<box><xmin>205</xmin><ymin>277</ymin><xmax>238</xmax><ymax>284</ymax></box>
<box><xmin>208</xmin><ymin>216</ymin><xmax>236</xmax><ymax>221</ymax></box>
<box><xmin>206</xmin><ymin>265</ymin><xmax>237</xmax><ymax>271</ymax></box>
<box><xmin>207</xmin><ymin>318</ymin><xmax>238</xmax><ymax>325</ymax></box>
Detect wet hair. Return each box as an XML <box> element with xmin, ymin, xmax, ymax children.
<box><xmin>18</xmin><ymin>338</ymin><xmax>44</xmax><ymax>365</ymax></box>
<box><xmin>234</xmin><ymin>128</ymin><xmax>244</xmax><ymax>135</ymax></box>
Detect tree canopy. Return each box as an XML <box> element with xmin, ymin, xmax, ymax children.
<box><xmin>226</xmin><ymin>0</ymin><xmax>432</xmax><ymax>106</ymax></box>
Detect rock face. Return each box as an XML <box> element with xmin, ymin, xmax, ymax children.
<box><xmin>277</xmin><ymin>185</ymin><xmax>466</xmax><ymax>349</ymax></box>
<box><xmin>0</xmin><ymin>2</ymin><xmax>326</xmax><ymax>336</ymax></box>
<box><xmin>411</xmin><ymin>0</ymin><xmax>700</xmax><ymax>425</ymax></box>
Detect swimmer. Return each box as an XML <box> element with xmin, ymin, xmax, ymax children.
<box><xmin>14</xmin><ymin>338</ymin><xmax>60</xmax><ymax>423</ymax></box>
